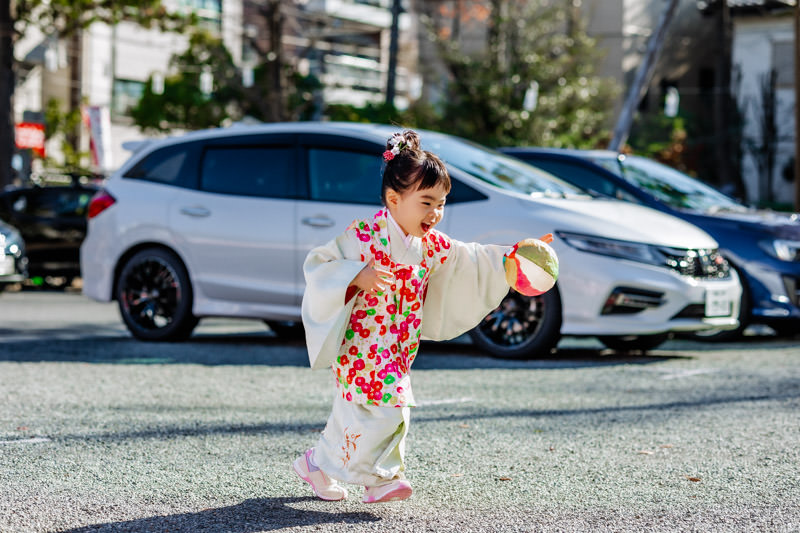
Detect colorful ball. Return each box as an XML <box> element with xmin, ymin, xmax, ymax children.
<box><xmin>503</xmin><ymin>238</ymin><xmax>559</xmax><ymax>296</ymax></box>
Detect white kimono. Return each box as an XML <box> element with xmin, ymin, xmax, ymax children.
<box><xmin>301</xmin><ymin>208</ymin><xmax>511</xmax><ymax>485</ymax></box>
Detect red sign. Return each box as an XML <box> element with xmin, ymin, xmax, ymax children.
<box><xmin>15</xmin><ymin>122</ymin><xmax>46</xmax><ymax>157</ymax></box>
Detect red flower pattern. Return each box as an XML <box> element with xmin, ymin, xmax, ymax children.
<box><xmin>332</xmin><ymin>209</ymin><xmax>451</xmax><ymax>407</ymax></box>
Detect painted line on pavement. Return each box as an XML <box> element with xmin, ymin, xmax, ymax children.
<box><xmin>0</xmin><ymin>437</ymin><xmax>52</xmax><ymax>444</ymax></box>
<box><xmin>659</xmin><ymin>368</ymin><xmax>718</xmax><ymax>380</ymax></box>
<box><xmin>418</xmin><ymin>397</ymin><xmax>473</xmax><ymax>406</ymax></box>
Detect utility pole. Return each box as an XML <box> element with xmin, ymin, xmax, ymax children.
<box><xmin>794</xmin><ymin>0</ymin><xmax>800</xmax><ymax>211</ymax></box>
<box><xmin>67</xmin><ymin>29</ymin><xmax>82</xmax><ymax>154</ymax></box>
<box><xmin>0</xmin><ymin>0</ymin><xmax>14</xmax><ymax>189</ymax></box>
<box><xmin>385</xmin><ymin>0</ymin><xmax>401</xmax><ymax>107</ymax></box>
<box><xmin>608</xmin><ymin>0</ymin><xmax>679</xmax><ymax>152</ymax></box>
<box><xmin>714</xmin><ymin>0</ymin><xmax>733</xmax><ymax>190</ymax></box>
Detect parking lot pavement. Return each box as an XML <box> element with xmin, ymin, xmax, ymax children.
<box><xmin>0</xmin><ymin>291</ymin><xmax>799</xmax><ymax>532</ymax></box>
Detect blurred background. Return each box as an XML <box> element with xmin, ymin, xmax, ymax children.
<box><xmin>2</xmin><ymin>0</ymin><xmax>799</xmax><ymax>211</ymax></box>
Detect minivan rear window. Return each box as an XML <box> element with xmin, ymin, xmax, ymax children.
<box><xmin>125</xmin><ymin>145</ymin><xmax>191</xmax><ymax>186</ymax></box>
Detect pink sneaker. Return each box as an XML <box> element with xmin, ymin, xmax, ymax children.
<box><xmin>292</xmin><ymin>449</ymin><xmax>348</xmax><ymax>501</ymax></box>
<box><xmin>362</xmin><ymin>479</ymin><xmax>412</xmax><ymax>503</ymax></box>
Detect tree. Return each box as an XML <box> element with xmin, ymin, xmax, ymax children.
<box><xmin>130</xmin><ymin>31</ymin><xmax>241</xmax><ymax>132</ymax></box>
<box><xmin>1</xmin><ymin>0</ymin><xmax>192</xmax><ymax>187</ymax></box>
<box><xmin>129</xmin><ymin>20</ymin><xmax>321</xmax><ymax>132</ymax></box>
<box><xmin>419</xmin><ymin>0</ymin><xmax>618</xmax><ymax>148</ymax></box>
<box><xmin>1</xmin><ymin>0</ymin><xmax>17</xmax><ymax>188</ymax></box>
<box><xmin>42</xmin><ymin>97</ymin><xmax>92</xmax><ymax>177</ymax></box>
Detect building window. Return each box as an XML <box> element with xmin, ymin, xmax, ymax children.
<box><xmin>178</xmin><ymin>0</ymin><xmax>222</xmax><ymax>30</ymax></box>
<box><xmin>112</xmin><ymin>79</ymin><xmax>145</xmax><ymax>117</ymax></box>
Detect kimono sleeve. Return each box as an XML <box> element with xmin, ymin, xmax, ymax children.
<box><xmin>301</xmin><ymin>230</ymin><xmax>366</xmax><ymax>370</ymax></box>
<box><xmin>421</xmin><ymin>240</ymin><xmax>510</xmax><ymax>341</ymax></box>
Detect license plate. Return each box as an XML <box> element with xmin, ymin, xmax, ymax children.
<box><xmin>705</xmin><ymin>288</ymin><xmax>732</xmax><ymax>317</ymax></box>
<box><xmin>0</xmin><ymin>255</ymin><xmax>14</xmax><ymax>276</ymax></box>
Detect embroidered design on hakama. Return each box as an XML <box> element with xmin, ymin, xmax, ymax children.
<box><xmin>340</xmin><ymin>426</ymin><xmax>362</xmax><ymax>467</ymax></box>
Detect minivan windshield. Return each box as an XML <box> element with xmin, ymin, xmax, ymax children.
<box><xmin>594</xmin><ymin>154</ymin><xmax>745</xmax><ymax>212</ymax></box>
<box><xmin>425</xmin><ymin>134</ymin><xmax>584</xmax><ymax>197</ymax></box>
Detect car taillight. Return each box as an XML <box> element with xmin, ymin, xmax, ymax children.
<box><xmin>88</xmin><ymin>190</ymin><xmax>116</xmax><ymax>219</ymax></box>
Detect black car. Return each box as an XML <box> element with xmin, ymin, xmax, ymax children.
<box><xmin>500</xmin><ymin>147</ymin><xmax>800</xmax><ymax>338</ymax></box>
<box><xmin>0</xmin><ymin>183</ymin><xmax>99</xmax><ymax>284</ymax></box>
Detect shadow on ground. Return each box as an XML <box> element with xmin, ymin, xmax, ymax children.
<box><xmin>60</xmin><ymin>497</ymin><xmax>380</xmax><ymax>533</ymax></box>
<box><xmin>19</xmin><ymin>376</ymin><xmax>797</xmax><ymax>445</ymax></box>
<box><xmin>0</xmin><ymin>330</ymin><xmax>696</xmax><ymax>370</ymax></box>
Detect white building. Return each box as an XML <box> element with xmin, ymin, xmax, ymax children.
<box><xmin>297</xmin><ymin>0</ymin><xmax>416</xmax><ymax>109</ymax></box>
<box><xmin>13</xmin><ymin>0</ymin><xmax>419</xmax><ymax>175</ymax></box>
<box><xmin>14</xmin><ymin>0</ymin><xmax>243</xmax><ymax>175</ymax></box>
<box><xmin>730</xmin><ymin>0</ymin><xmax>796</xmax><ymax>206</ymax></box>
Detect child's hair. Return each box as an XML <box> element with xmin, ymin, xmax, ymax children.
<box><xmin>381</xmin><ymin>129</ymin><xmax>451</xmax><ymax>204</ymax></box>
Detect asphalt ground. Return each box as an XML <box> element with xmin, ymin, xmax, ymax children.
<box><xmin>0</xmin><ymin>291</ymin><xmax>798</xmax><ymax>533</ymax></box>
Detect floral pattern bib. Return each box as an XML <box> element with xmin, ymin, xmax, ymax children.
<box><xmin>333</xmin><ymin>209</ymin><xmax>451</xmax><ymax>407</ymax></box>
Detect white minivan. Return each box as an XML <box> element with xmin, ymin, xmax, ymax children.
<box><xmin>81</xmin><ymin>122</ymin><xmax>741</xmax><ymax>357</ymax></box>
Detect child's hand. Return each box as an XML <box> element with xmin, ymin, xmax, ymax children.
<box><xmin>351</xmin><ymin>258</ymin><xmax>393</xmax><ymax>294</ymax></box>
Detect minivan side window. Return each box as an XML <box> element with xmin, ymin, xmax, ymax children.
<box><xmin>201</xmin><ymin>146</ymin><xmax>294</xmax><ymax>199</ymax></box>
<box><xmin>308</xmin><ymin>148</ymin><xmax>488</xmax><ymax>205</ymax></box>
<box><xmin>308</xmin><ymin>148</ymin><xmax>383</xmax><ymax>205</ymax></box>
<box><xmin>125</xmin><ymin>145</ymin><xmax>191</xmax><ymax>186</ymax></box>
<box><xmin>447</xmin><ymin>177</ymin><xmax>488</xmax><ymax>204</ymax></box>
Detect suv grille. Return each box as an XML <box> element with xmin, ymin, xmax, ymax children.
<box><xmin>661</xmin><ymin>248</ymin><xmax>730</xmax><ymax>279</ymax></box>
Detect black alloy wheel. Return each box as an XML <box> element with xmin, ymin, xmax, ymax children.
<box><xmin>468</xmin><ymin>288</ymin><xmax>562</xmax><ymax>359</ymax></box>
<box><xmin>116</xmin><ymin>248</ymin><xmax>198</xmax><ymax>341</ymax></box>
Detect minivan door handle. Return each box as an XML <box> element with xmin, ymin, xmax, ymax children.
<box><xmin>180</xmin><ymin>206</ymin><xmax>211</xmax><ymax>217</ymax></box>
<box><xmin>302</xmin><ymin>216</ymin><xmax>335</xmax><ymax>228</ymax></box>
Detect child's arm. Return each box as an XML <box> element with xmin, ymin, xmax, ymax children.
<box><xmin>301</xmin><ymin>231</ymin><xmax>367</xmax><ymax>369</ymax></box>
<box><xmin>421</xmin><ymin>240</ymin><xmax>511</xmax><ymax>342</ymax></box>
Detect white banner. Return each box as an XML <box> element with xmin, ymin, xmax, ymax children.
<box><xmin>86</xmin><ymin>105</ymin><xmax>113</xmax><ymax>172</ymax></box>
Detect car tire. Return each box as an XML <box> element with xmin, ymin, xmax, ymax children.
<box><xmin>265</xmin><ymin>320</ymin><xmax>305</xmax><ymax>340</ymax></box>
<box><xmin>468</xmin><ymin>288</ymin><xmax>562</xmax><ymax>359</ymax></box>
<box><xmin>116</xmin><ymin>248</ymin><xmax>198</xmax><ymax>341</ymax></box>
<box><xmin>769</xmin><ymin>321</ymin><xmax>800</xmax><ymax>338</ymax></box>
<box><xmin>598</xmin><ymin>333</ymin><xmax>670</xmax><ymax>353</ymax></box>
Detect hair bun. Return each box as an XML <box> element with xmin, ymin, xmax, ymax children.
<box><xmin>386</xmin><ymin>129</ymin><xmax>420</xmax><ymax>153</ymax></box>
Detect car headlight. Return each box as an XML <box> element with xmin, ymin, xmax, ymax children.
<box><xmin>556</xmin><ymin>231</ymin><xmax>667</xmax><ymax>266</ymax></box>
<box><xmin>0</xmin><ymin>229</ymin><xmax>24</xmax><ymax>257</ymax></box>
<box><xmin>759</xmin><ymin>239</ymin><xmax>800</xmax><ymax>262</ymax></box>
<box><xmin>556</xmin><ymin>231</ymin><xmax>731</xmax><ymax>279</ymax></box>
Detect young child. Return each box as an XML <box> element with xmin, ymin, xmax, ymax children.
<box><xmin>294</xmin><ymin>129</ymin><xmax>523</xmax><ymax>503</ymax></box>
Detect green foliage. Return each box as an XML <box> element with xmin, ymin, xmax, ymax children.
<box><xmin>627</xmin><ymin>114</ymin><xmax>693</xmax><ymax>173</ymax></box>
<box><xmin>14</xmin><ymin>0</ymin><xmax>193</xmax><ymax>36</ymax></box>
<box><xmin>324</xmin><ymin>101</ymin><xmax>441</xmax><ymax>131</ymax></box>
<box><xmin>129</xmin><ymin>31</ymin><xmax>321</xmax><ymax>131</ymax></box>
<box><xmin>425</xmin><ymin>0</ymin><xmax>619</xmax><ymax>148</ymax></box>
<box><xmin>241</xmin><ymin>66</ymin><xmax>321</xmax><ymax>123</ymax></box>
<box><xmin>130</xmin><ymin>31</ymin><xmax>238</xmax><ymax>132</ymax></box>
<box><xmin>42</xmin><ymin>98</ymin><xmax>93</xmax><ymax>176</ymax></box>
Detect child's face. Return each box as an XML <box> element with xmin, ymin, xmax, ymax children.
<box><xmin>386</xmin><ymin>183</ymin><xmax>448</xmax><ymax>238</ymax></box>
